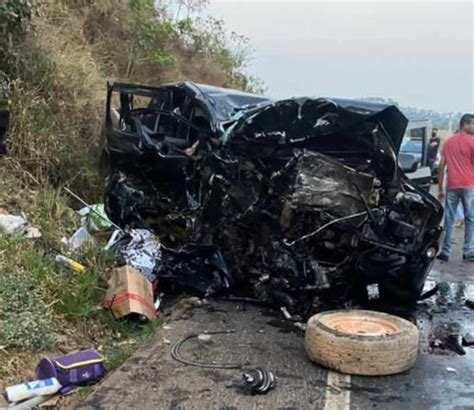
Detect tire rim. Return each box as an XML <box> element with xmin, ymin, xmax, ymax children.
<box><xmin>320</xmin><ymin>313</ymin><xmax>401</xmax><ymax>336</ymax></box>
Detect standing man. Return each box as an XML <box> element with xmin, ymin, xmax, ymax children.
<box><xmin>437</xmin><ymin>114</ymin><xmax>474</xmax><ymax>262</ymax></box>
<box><xmin>427</xmin><ymin>127</ymin><xmax>441</xmax><ymax>172</ymax></box>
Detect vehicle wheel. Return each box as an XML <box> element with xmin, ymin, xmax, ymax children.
<box><xmin>305</xmin><ymin>310</ymin><xmax>419</xmax><ymax>375</ymax></box>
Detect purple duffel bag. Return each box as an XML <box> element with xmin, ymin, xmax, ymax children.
<box><xmin>36</xmin><ymin>349</ymin><xmax>107</xmax><ymax>392</ymax></box>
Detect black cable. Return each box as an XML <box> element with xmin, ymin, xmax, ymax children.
<box><xmin>171</xmin><ymin>330</ymin><xmax>241</xmax><ymax>369</ymax></box>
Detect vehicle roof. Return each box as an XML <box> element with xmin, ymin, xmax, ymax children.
<box><xmin>108</xmin><ymin>81</ymin><xmax>408</xmax><ymax>149</ymax></box>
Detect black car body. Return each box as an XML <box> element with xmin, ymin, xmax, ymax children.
<box><xmin>102</xmin><ymin>81</ymin><xmax>443</xmax><ymax>315</ymax></box>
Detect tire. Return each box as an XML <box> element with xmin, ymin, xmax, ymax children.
<box><xmin>305</xmin><ymin>310</ymin><xmax>419</xmax><ymax>376</ymax></box>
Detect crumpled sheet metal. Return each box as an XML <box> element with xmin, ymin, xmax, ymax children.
<box><xmin>157</xmin><ymin>244</ymin><xmax>233</xmax><ymax>296</ymax></box>
<box><xmin>288</xmin><ymin>152</ymin><xmax>373</xmax><ymax>216</ymax></box>
<box><xmin>104</xmin><ymin>91</ymin><xmax>443</xmax><ymax>316</ymax></box>
<box><xmin>106</xmin><ymin>229</ymin><xmax>161</xmax><ymax>282</ymax></box>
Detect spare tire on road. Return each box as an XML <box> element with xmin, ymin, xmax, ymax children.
<box><xmin>305</xmin><ymin>310</ymin><xmax>419</xmax><ymax>376</ymax></box>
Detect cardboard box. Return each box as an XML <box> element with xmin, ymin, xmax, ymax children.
<box><xmin>103</xmin><ymin>266</ymin><xmax>157</xmax><ymax>321</ymax></box>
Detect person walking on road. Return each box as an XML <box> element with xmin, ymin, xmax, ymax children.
<box><xmin>437</xmin><ymin>114</ymin><xmax>474</xmax><ymax>262</ymax></box>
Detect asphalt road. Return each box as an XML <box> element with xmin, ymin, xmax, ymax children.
<box><xmin>77</xmin><ymin>258</ymin><xmax>473</xmax><ymax>409</ymax></box>
<box><xmin>77</xmin><ymin>187</ymin><xmax>473</xmax><ymax>410</ymax></box>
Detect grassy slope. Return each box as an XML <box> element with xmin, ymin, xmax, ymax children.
<box><xmin>0</xmin><ymin>0</ymin><xmax>259</xmax><ymax>392</ymax></box>
<box><xmin>0</xmin><ymin>165</ymin><xmax>161</xmax><ymax>391</ymax></box>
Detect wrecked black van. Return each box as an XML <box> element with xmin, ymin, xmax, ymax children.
<box><xmin>101</xmin><ymin>81</ymin><xmax>443</xmax><ymax>315</ymax></box>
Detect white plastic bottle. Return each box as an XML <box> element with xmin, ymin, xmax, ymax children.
<box><xmin>4</xmin><ymin>377</ymin><xmax>61</xmax><ymax>403</ymax></box>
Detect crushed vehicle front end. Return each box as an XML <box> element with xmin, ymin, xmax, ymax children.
<box><xmin>102</xmin><ymin>82</ymin><xmax>443</xmax><ymax>317</ymax></box>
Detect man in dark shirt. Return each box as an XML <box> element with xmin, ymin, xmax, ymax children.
<box><xmin>427</xmin><ymin>128</ymin><xmax>441</xmax><ymax>169</ymax></box>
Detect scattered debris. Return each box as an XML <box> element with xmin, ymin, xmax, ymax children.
<box><xmin>426</xmin><ymin>321</ymin><xmax>464</xmax><ymax>355</ymax></box>
<box><xmin>38</xmin><ymin>394</ymin><xmax>62</xmax><ymax>408</ymax></box>
<box><xmin>176</xmin><ymin>296</ymin><xmax>204</xmax><ymax>310</ymax></box>
<box><xmin>437</xmin><ymin>282</ymin><xmax>453</xmax><ymax>306</ymax></box>
<box><xmin>64</xmin><ymin>187</ymin><xmax>119</xmax><ymax>231</ymax></box>
<box><xmin>444</xmin><ymin>334</ymin><xmax>466</xmax><ymax>355</ymax></box>
<box><xmin>4</xmin><ymin>377</ymin><xmax>61</xmax><ymax>403</ymax></box>
<box><xmin>103</xmin><ymin>266</ymin><xmax>157</xmax><ymax>321</ymax></box>
<box><xmin>171</xmin><ymin>330</ymin><xmax>240</xmax><ymax>369</ymax></box>
<box><xmin>157</xmin><ymin>245</ymin><xmax>233</xmax><ymax>296</ymax></box>
<box><xmin>61</xmin><ymin>227</ymin><xmax>90</xmax><ymax>250</ymax></box>
<box><xmin>366</xmin><ymin>283</ymin><xmax>380</xmax><ymax>300</ymax></box>
<box><xmin>4</xmin><ymin>350</ymin><xmax>106</xmax><ymax>409</ymax></box>
<box><xmin>242</xmin><ymin>368</ymin><xmax>277</xmax><ymax>394</ymax></box>
<box><xmin>0</xmin><ymin>213</ymin><xmax>42</xmax><ymax>240</ymax></box>
<box><xmin>8</xmin><ymin>394</ymin><xmax>53</xmax><ymax>410</ymax></box>
<box><xmin>280</xmin><ymin>307</ymin><xmax>292</xmax><ymax>320</ymax></box>
<box><xmin>55</xmin><ymin>254</ymin><xmax>85</xmax><ymax>273</ymax></box>
<box><xmin>36</xmin><ymin>349</ymin><xmax>106</xmax><ymax>393</ymax></box>
<box><xmin>294</xmin><ymin>322</ymin><xmax>306</xmax><ymax>331</ymax></box>
<box><xmin>197</xmin><ymin>334</ymin><xmax>213</xmax><ymax>343</ymax></box>
<box><xmin>430</xmin><ymin>338</ymin><xmax>443</xmax><ymax>348</ymax></box>
<box><xmin>0</xmin><ymin>214</ymin><xmax>27</xmax><ymax>235</ymax></box>
<box><xmin>106</xmin><ymin>229</ymin><xmax>160</xmax><ymax>282</ymax></box>
<box><xmin>77</xmin><ymin>204</ymin><xmax>112</xmax><ymax>231</ymax></box>
<box><xmin>154</xmin><ymin>295</ymin><xmax>162</xmax><ymax>310</ymax></box>
<box><xmin>417</xmin><ymin>283</ymin><xmax>439</xmax><ymax>300</ymax></box>
<box><xmin>25</xmin><ymin>226</ymin><xmax>42</xmax><ymax>239</ymax></box>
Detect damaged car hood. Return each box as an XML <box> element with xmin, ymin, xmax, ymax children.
<box><xmin>220</xmin><ymin>96</ymin><xmax>408</xmax><ymax>152</ymax></box>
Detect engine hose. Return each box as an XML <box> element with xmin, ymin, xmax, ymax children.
<box><xmin>171</xmin><ymin>330</ymin><xmax>241</xmax><ymax>369</ymax></box>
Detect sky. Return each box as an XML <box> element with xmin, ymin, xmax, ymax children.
<box><xmin>206</xmin><ymin>0</ymin><xmax>473</xmax><ymax>113</ymax></box>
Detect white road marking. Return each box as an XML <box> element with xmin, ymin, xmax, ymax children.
<box><xmin>323</xmin><ymin>371</ymin><xmax>351</xmax><ymax>410</ymax></box>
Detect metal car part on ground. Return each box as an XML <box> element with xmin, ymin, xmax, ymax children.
<box><xmin>101</xmin><ymin>81</ymin><xmax>443</xmax><ymax>317</ymax></box>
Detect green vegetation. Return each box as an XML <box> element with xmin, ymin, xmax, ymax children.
<box><xmin>0</xmin><ymin>0</ymin><xmax>260</xmax><ymax>386</ymax></box>
<box><xmin>1</xmin><ymin>0</ymin><xmax>263</xmax><ymax>198</ymax></box>
<box><xmin>0</xmin><ymin>175</ymin><xmax>161</xmax><ymax>380</ymax></box>
<box><xmin>0</xmin><ymin>269</ymin><xmax>55</xmax><ymax>350</ymax></box>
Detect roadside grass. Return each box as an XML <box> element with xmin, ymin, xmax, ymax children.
<box><xmin>0</xmin><ymin>169</ymin><xmax>161</xmax><ymax>387</ymax></box>
<box><xmin>102</xmin><ymin>318</ymin><xmax>162</xmax><ymax>369</ymax></box>
<box><xmin>0</xmin><ymin>269</ymin><xmax>55</xmax><ymax>351</ymax></box>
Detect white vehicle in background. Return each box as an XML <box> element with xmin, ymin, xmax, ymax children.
<box><xmin>398</xmin><ymin>119</ymin><xmax>433</xmax><ymax>190</ymax></box>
